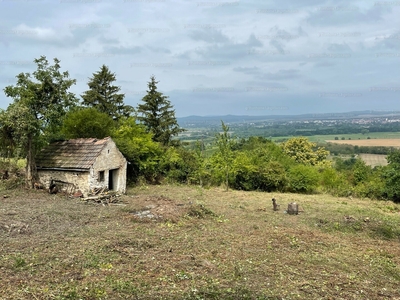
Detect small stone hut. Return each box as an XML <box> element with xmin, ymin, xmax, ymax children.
<box><xmin>35</xmin><ymin>137</ymin><xmax>127</xmax><ymax>196</ymax></box>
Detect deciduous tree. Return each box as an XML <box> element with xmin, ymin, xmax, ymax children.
<box><xmin>383</xmin><ymin>150</ymin><xmax>400</xmax><ymax>201</ymax></box>
<box><xmin>61</xmin><ymin>107</ymin><xmax>115</xmax><ymax>139</ymax></box>
<box><xmin>211</xmin><ymin>121</ymin><xmax>236</xmax><ymax>191</ymax></box>
<box><xmin>111</xmin><ymin>117</ymin><xmax>163</xmax><ymax>182</ymax></box>
<box><xmin>2</xmin><ymin>56</ymin><xmax>77</xmax><ymax>187</ymax></box>
<box><xmin>281</xmin><ymin>137</ymin><xmax>330</xmax><ymax>167</ymax></box>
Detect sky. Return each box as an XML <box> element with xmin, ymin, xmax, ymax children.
<box><xmin>0</xmin><ymin>0</ymin><xmax>399</xmax><ymax>117</ymax></box>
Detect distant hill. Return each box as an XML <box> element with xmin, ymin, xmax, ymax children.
<box><xmin>177</xmin><ymin>110</ymin><xmax>400</xmax><ymax>126</ymax></box>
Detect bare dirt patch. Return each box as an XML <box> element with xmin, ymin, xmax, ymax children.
<box><xmin>326</xmin><ymin>138</ymin><xmax>400</xmax><ymax>147</ymax></box>
<box><xmin>125</xmin><ymin>194</ymin><xmax>205</xmax><ymax>222</ymax></box>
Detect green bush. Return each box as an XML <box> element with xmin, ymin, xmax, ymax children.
<box><xmin>229</xmin><ymin>149</ymin><xmax>288</xmax><ymax>192</ymax></box>
<box><xmin>160</xmin><ymin>147</ymin><xmax>199</xmax><ymax>184</ymax></box>
<box><xmin>353</xmin><ymin>179</ymin><xmax>385</xmax><ymax>199</ymax></box>
<box><xmin>288</xmin><ymin>164</ymin><xmax>319</xmax><ymax>193</ymax></box>
<box><xmin>255</xmin><ymin>161</ymin><xmax>287</xmax><ymax>192</ymax></box>
<box><xmin>352</xmin><ymin>159</ymin><xmax>371</xmax><ymax>185</ymax></box>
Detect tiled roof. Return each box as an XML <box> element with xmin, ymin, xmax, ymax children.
<box><xmin>36</xmin><ymin>137</ymin><xmax>110</xmax><ymax>170</ymax></box>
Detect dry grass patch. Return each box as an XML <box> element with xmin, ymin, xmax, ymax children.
<box><xmin>1</xmin><ymin>185</ymin><xmax>400</xmax><ymax>299</ymax></box>
<box><xmin>326</xmin><ymin>138</ymin><xmax>400</xmax><ymax>147</ymax></box>
<box><xmin>359</xmin><ymin>153</ymin><xmax>388</xmax><ymax>167</ymax></box>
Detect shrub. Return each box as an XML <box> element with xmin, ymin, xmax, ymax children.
<box><xmin>256</xmin><ymin>161</ymin><xmax>287</xmax><ymax>192</ymax></box>
<box><xmin>354</xmin><ymin>180</ymin><xmax>385</xmax><ymax>199</ymax></box>
<box><xmin>288</xmin><ymin>164</ymin><xmax>319</xmax><ymax>193</ymax></box>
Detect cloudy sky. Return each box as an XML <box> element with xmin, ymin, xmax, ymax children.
<box><xmin>0</xmin><ymin>0</ymin><xmax>399</xmax><ymax>117</ymax></box>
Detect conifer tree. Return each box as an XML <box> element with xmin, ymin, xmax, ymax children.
<box><xmin>81</xmin><ymin>65</ymin><xmax>133</xmax><ymax>120</ymax></box>
<box><xmin>137</xmin><ymin>76</ymin><xmax>184</xmax><ymax>146</ymax></box>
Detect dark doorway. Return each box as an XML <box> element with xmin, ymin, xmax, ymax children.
<box><xmin>108</xmin><ymin>169</ymin><xmax>119</xmax><ymax>191</ymax></box>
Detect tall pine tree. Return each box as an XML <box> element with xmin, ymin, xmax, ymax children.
<box><xmin>81</xmin><ymin>65</ymin><xmax>133</xmax><ymax>120</ymax></box>
<box><xmin>137</xmin><ymin>76</ymin><xmax>184</xmax><ymax>146</ymax></box>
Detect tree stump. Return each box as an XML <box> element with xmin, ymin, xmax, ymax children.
<box><xmin>287</xmin><ymin>202</ymin><xmax>299</xmax><ymax>215</ymax></box>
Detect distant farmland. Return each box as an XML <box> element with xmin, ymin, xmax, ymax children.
<box><xmin>358</xmin><ymin>153</ymin><xmax>388</xmax><ymax>167</ymax></box>
<box><xmin>326</xmin><ymin>138</ymin><xmax>400</xmax><ymax>147</ymax></box>
<box><xmin>326</xmin><ymin>138</ymin><xmax>396</xmax><ymax>167</ymax></box>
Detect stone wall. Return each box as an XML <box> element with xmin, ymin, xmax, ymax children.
<box><xmin>37</xmin><ymin>170</ymin><xmax>90</xmax><ymax>194</ymax></box>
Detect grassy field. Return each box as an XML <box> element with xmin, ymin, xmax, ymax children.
<box><xmin>270</xmin><ymin>132</ymin><xmax>400</xmax><ymax>144</ymax></box>
<box><xmin>1</xmin><ymin>185</ymin><xmax>400</xmax><ymax>299</ymax></box>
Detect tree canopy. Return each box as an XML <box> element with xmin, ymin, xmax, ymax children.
<box><xmin>137</xmin><ymin>76</ymin><xmax>185</xmax><ymax>146</ymax></box>
<box><xmin>111</xmin><ymin>116</ymin><xmax>163</xmax><ymax>182</ymax></box>
<box><xmin>2</xmin><ymin>56</ymin><xmax>77</xmax><ymax>187</ymax></box>
<box><xmin>61</xmin><ymin>107</ymin><xmax>115</xmax><ymax>139</ymax></box>
<box><xmin>281</xmin><ymin>137</ymin><xmax>330</xmax><ymax>167</ymax></box>
<box><xmin>81</xmin><ymin>65</ymin><xmax>134</xmax><ymax>120</ymax></box>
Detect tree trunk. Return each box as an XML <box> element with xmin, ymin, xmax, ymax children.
<box><xmin>25</xmin><ymin>134</ymin><xmax>37</xmax><ymax>189</ymax></box>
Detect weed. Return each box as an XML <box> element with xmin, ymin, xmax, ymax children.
<box><xmin>82</xmin><ymin>250</ymin><xmax>101</xmax><ymax>269</ymax></box>
<box><xmin>289</xmin><ymin>235</ymin><xmax>299</xmax><ymax>248</ymax></box>
<box><xmin>187</xmin><ymin>204</ymin><xmax>216</xmax><ymax>218</ymax></box>
<box><xmin>110</xmin><ymin>279</ymin><xmax>140</xmax><ymax>294</ymax></box>
<box><xmin>12</xmin><ymin>255</ymin><xmax>27</xmax><ymax>269</ymax></box>
<box><xmin>175</xmin><ymin>271</ymin><xmax>192</xmax><ymax>281</ymax></box>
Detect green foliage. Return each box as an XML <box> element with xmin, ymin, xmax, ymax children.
<box><xmin>258</xmin><ymin>161</ymin><xmax>288</xmax><ymax>191</ymax></box>
<box><xmin>12</xmin><ymin>255</ymin><xmax>27</xmax><ymax>269</ymax></box>
<box><xmin>320</xmin><ymin>168</ymin><xmax>342</xmax><ymax>192</ymax></box>
<box><xmin>2</xmin><ymin>56</ymin><xmax>78</xmax><ymax>187</ymax></box>
<box><xmin>0</xmin><ymin>103</ymin><xmax>38</xmax><ymax>158</ymax></box>
<box><xmin>352</xmin><ymin>159</ymin><xmax>371</xmax><ymax>185</ymax></box>
<box><xmin>383</xmin><ymin>150</ymin><xmax>400</xmax><ymax>202</ymax></box>
<box><xmin>191</xmin><ymin>141</ymin><xmax>211</xmax><ymax>186</ymax></box>
<box><xmin>230</xmin><ymin>151</ymin><xmax>258</xmax><ymax>191</ymax></box>
<box><xmin>137</xmin><ymin>76</ymin><xmax>185</xmax><ymax>146</ymax></box>
<box><xmin>160</xmin><ymin>147</ymin><xmax>200</xmax><ymax>184</ymax></box>
<box><xmin>281</xmin><ymin>137</ymin><xmax>331</xmax><ymax>167</ymax></box>
<box><xmin>0</xmin><ymin>112</ymin><xmax>18</xmax><ymax>158</ymax></box>
<box><xmin>231</xmin><ymin>153</ymin><xmax>287</xmax><ymax>192</ymax></box>
<box><xmin>186</xmin><ymin>204</ymin><xmax>217</xmax><ymax>218</ymax></box>
<box><xmin>318</xmin><ymin>166</ymin><xmax>354</xmax><ymax>197</ymax></box>
<box><xmin>288</xmin><ymin>164</ymin><xmax>319</xmax><ymax>193</ymax></box>
<box><xmin>353</xmin><ymin>179</ymin><xmax>385</xmax><ymax>199</ymax></box>
<box><xmin>334</xmin><ymin>156</ymin><xmax>357</xmax><ymax>171</ymax></box>
<box><xmin>326</xmin><ymin>142</ymin><xmax>397</xmax><ymax>155</ymax></box>
<box><xmin>111</xmin><ymin>117</ymin><xmax>163</xmax><ymax>182</ymax></box>
<box><xmin>0</xmin><ymin>159</ymin><xmax>25</xmax><ymax>190</ymax></box>
<box><xmin>210</xmin><ymin>121</ymin><xmax>236</xmax><ymax>190</ymax></box>
<box><xmin>61</xmin><ymin>107</ymin><xmax>115</xmax><ymax>139</ymax></box>
<box><xmin>81</xmin><ymin>65</ymin><xmax>133</xmax><ymax>120</ymax></box>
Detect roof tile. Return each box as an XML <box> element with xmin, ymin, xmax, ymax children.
<box><xmin>36</xmin><ymin>137</ymin><xmax>110</xmax><ymax>170</ymax></box>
